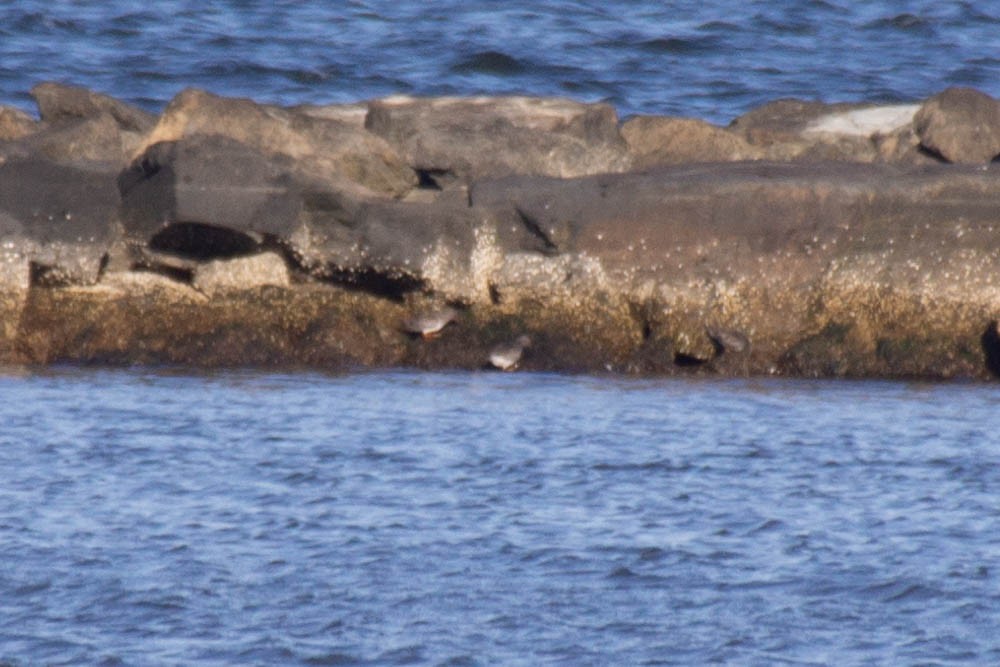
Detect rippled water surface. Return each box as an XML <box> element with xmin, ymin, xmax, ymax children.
<box><xmin>2</xmin><ymin>369</ymin><xmax>1000</xmax><ymax>665</ymax></box>
<box><xmin>1</xmin><ymin>1</ymin><xmax>999</xmax><ymax>123</ymax></box>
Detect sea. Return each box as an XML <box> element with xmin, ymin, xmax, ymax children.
<box><xmin>2</xmin><ymin>2</ymin><xmax>1000</xmax><ymax>665</ymax></box>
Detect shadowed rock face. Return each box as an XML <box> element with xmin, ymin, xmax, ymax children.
<box><xmin>0</xmin><ymin>156</ymin><xmax>119</xmax><ymax>286</ymax></box>
<box><xmin>3</xmin><ymin>83</ymin><xmax>1000</xmax><ymax>379</ymax></box>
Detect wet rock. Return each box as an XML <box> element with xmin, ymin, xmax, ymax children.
<box><xmin>192</xmin><ymin>252</ymin><xmax>291</xmax><ymax>293</ymax></box>
<box><xmin>913</xmin><ymin>87</ymin><xmax>1000</xmax><ymax>164</ymax></box>
<box><xmin>0</xmin><ymin>106</ymin><xmax>38</xmax><ymax>142</ymax></box>
<box><xmin>0</xmin><ymin>156</ymin><xmax>119</xmax><ymax>286</ymax></box>
<box><xmin>621</xmin><ymin>116</ymin><xmax>758</xmax><ymax>167</ymax></box>
<box><xmin>136</xmin><ymin>88</ymin><xmax>416</xmax><ymax>197</ymax></box>
<box><xmin>364</xmin><ymin>95</ymin><xmax>632</xmax><ymax>186</ymax></box>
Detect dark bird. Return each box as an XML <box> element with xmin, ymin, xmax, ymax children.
<box><xmin>706</xmin><ymin>325</ymin><xmax>750</xmax><ymax>356</ymax></box>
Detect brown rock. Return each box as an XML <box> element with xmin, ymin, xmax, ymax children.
<box><xmin>621</xmin><ymin>116</ymin><xmax>758</xmax><ymax>167</ymax></box>
<box><xmin>2</xmin><ymin>84</ymin><xmax>155</xmax><ymax>166</ymax></box>
<box><xmin>914</xmin><ymin>87</ymin><xmax>1000</xmax><ymax>164</ymax></box>
<box><xmin>0</xmin><ymin>106</ymin><xmax>38</xmax><ymax>142</ymax></box>
<box><xmin>31</xmin><ymin>82</ymin><xmax>156</xmax><ymax>133</ymax></box>
<box><xmin>728</xmin><ymin>98</ymin><xmax>906</xmax><ymax>162</ymax></box>
<box><xmin>6</xmin><ymin>112</ymin><xmax>144</xmax><ymax>166</ymax></box>
<box><xmin>364</xmin><ymin>95</ymin><xmax>632</xmax><ymax>186</ymax></box>
<box><xmin>136</xmin><ymin>88</ymin><xmax>417</xmax><ymax>197</ymax></box>
<box><xmin>472</xmin><ymin>161</ymin><xmax>1000</xmax><ymax>376</ymax></box>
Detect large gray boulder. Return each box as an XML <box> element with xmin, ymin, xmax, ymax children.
<box><xmin>135</xmin><ymin>88</ymin><xmax>417</xmax><ymax>197</ymax></box>
<box><xmin>364</xmin><ymin>95</ymin><xmax>633</xmax><ymax>186</ymax></box>
<box><xmin>118</xmin><ymin>134</ymin><xmax>302</xmax><ymax>248</ymax></box>
<box><xmin>0</xmin><ymin>157</ymin><xmax>120</xmax><ymax>285</ymax></box>
<box><xmin>914</xmin><ymin>87</ymin><xmax>1000</xmax><ymax>164</ymax></box>
<box><xmin>118</xmin><ymin>134</ymin><xmax>513</xmax><ymax>299</ymax></box>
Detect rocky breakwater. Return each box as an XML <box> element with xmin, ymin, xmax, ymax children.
<box><xmin>2</xmin><ymin>83</ymin><xmax>1000</xmax><ymax>378</ymax></box>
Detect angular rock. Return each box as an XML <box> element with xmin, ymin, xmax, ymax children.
<box><xmin>119</xmin><ymin>134</ymin><xmax>510</xmax><ymax>300</ymax></box>
<box><xmin>294</xmin><ymin>193</ymin><xmax>489</xmax><ymax>299</ymax></box>
<box><xmin>364</xmin><ymin>95</ymin><xmax>633</xmax><ymax>186</ymax></box>
<box><xmin>31</xmin><ymin>82</ymin><xmax>156</xmax><ymax>133</ymax></box>
<box><xmin>621</xmin><ymin>116</ymin><xmax>758</xmax><ymax>167</ymax></box>
<box><xmin>0</xmin><ymin>106</ymin><xmax>38</xmax><ymax>142</ymax></box>
<box><xmin>0</xmin><ymin>83</ymin><xmax>163</xmax><ymax>166</ymax></box>
<box><xmin>119</xmin><ymin>134</ymin><xmax>302</xmax><ymax>246</ymax></box>
<box><xmin>3</xmin><ymin>112</ymin><xmax>144</xmax><ymax>166</ymax></box>
<box><xmin>136</xmin><ymin>88</ymin><xmax>416</xmax><ymax>197</ymax></box>
<box><xmin>914</xmin><ymin>87</ymin><xmax>1000</xmax><ymax>164</ymax></box>
<box><xmin>0</xmin><ymin>156</ymin><xmax>119</xmax><ymax>285</ymax></box>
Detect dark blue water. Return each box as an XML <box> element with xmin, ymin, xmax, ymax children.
<box><xmin>1</xmin><ymin>1</ymin><xmax>998</xmax><ymax>124</ymax></box>
<box><xmin>2</xmin><ymin>369</ymin><xmax>1000</xmax><ymax>665</ymax></box>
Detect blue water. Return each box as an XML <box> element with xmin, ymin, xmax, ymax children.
<box><xmin>1</xmin><ymin>1</ymin><xmax>998</xmax><ymax>124</ymax></box>
<box><xmin>2</xmin><ymin>369</ymin><xmax>1000</xmax><ymax>665</ymax></box>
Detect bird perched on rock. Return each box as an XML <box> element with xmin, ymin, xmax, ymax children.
<box><xmin>402</xmin><ymin>305</ymin><xmax>458</xmax><ymax>339</ymax></box>
<box><xmin>488</xmin><ymin>335</ymin><xmax>532</xmax><ymax>371</ymax></box>
<box><xmin>706</xmin><ymin>325</ymin><xmax>750</xmax><ymax>356</ymax></box>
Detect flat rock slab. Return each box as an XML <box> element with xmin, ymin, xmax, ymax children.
<box><xmin>0</xmin><ymin>157</ymin><xmax>119</xmax><ymax>286</ymax></box>
<box><xmin>365</xmin><ymin>95</ymin><xmax>633</xmax><ymax>185</ymax></box>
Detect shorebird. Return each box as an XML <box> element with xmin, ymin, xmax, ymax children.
<box><xmin>488</xmin><ymin>335</ymin><xmax>532</xmax><ymax>371</ymax></box>
<box><xmin>402</xmin><ymin>305</ymin><xmax>458</xmax><ymax>339</ymax></box>
<box><xmin>705</xmin><ymin>325</ymin><xmax>750</xmax><ymax>356</ymax></box>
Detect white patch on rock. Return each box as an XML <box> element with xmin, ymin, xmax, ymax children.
<box><xmin>193</xmin><ymin>252</ymin><xmax>290</xmax><ymax>293</ymax></box>
<box><xmin>805</xmin><ymin>104</ymin><xmax>920</xmax><ymax>137</ymax></box>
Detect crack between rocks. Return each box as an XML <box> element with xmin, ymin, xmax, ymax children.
<box><xmin>514</xmin><ymin>206</ymin><xmax>559</xmax><ymax>253</ymax></box>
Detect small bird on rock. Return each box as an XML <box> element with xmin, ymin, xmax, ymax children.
<box><xmin>705</xmin><ymin>325</ymin><xmax>750</xmax><ymax>357</ymax></box>
<box><xmin>402</xmin><ymin>305</ymin><xmax>458</xmax><ymax>339</ymax></box>
<box><xmin>488</xmin><ymin>335</ymin><xmax>532</xmax><ymax>371</ymax></box>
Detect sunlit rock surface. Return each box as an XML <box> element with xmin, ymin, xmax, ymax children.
<box><xmin>2</xmin><ymin>83</ymin><xmax>1000</xmax><ymax>378</ymax></box>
